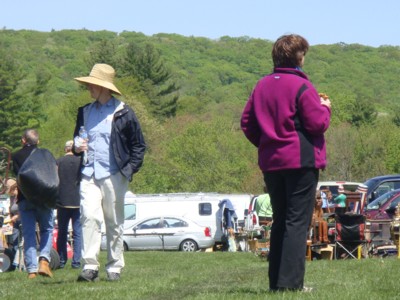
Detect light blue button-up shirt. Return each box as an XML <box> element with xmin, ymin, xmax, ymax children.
<box><xmin>82</xmin><ymin>98</ymin><xmax>119</xmax><ymax>180</ymax></box>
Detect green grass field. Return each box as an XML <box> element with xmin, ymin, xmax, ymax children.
<box><xmin>0</xmin><ymin>251</ymin><xmax>399</xmax><ymax>299</ymax></box>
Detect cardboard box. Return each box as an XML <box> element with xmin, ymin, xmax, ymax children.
<box><xmin>320</xmin><ymin>245</ymin><xmax>334</xmax><ymax>260</ymax></box>
<box><xmin>248</xmin><ymin>239</ymin><xmax>269</xmax><ymax>252</ymax></box>
<box><xmin>248</xmin><ymin>240</ymin><xmax>258</xmax><ymax>252</ymax></box>
<box><xmin>257</xmin><ymin>242</ymin><xmax>269</xmax><ymax>250</ymax></box>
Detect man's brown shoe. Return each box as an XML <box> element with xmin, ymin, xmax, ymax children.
<box><xmin>38</xmin><ymin>259</ymin><xmax>53</xmax><ymax>278</ymax></box>
<box><xmin>28</xmin><ymin>273</ymin><xmax>37</xmax><ymax>279</ymax></box>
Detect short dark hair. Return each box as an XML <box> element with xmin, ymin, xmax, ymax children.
<box><xmin>23</xmin><ymin>129</ymin><xmax>39</xmax><ymax>145</ymax></box>
<box><xmin>272</xmin><ymin>34</ymin><xmax>309</xmax><ymax>68</ymax></box>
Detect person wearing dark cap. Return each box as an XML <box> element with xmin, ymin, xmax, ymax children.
<box><xmin>73</xmin><ymin>64</ymin><xmax>146</xmax><ymax>282</ymax></box>
<box><xmin>56</xmin><ymin>140</ymin><xmax>82</xmax><ymax>269</ymax></box>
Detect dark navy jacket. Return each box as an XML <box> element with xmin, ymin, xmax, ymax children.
<box><xmin>74</xmin><ymin>99</ymin><xmax>146</xmax><ymax>181</ymax></box>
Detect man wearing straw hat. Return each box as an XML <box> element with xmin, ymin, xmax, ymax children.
<box><xmin>73</xmin><ymin>63</ymin><xmax>146</xmax><ymax>282</ymax></box>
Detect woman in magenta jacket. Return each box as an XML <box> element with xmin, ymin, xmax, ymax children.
<box><xmin>241</xmin><ymin>34</ymin><xmax>331</xmax><ymax>292</ymax></box>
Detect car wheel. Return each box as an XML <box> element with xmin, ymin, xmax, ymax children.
<box><xmin>180</xmin><ymin>239</ymin><xmax>198</xmax><ymax>252</ymax></box>
<box><xmin>0</xmin><ymin>251</ymin><xmax>12</xmax><ymax>272</ymax></box>
<box><xmin>49</xmin><ymin>247</ymin><xmax>60</xmax><ymax>270</ymax></box>
<box><xmin>123</xmin><ymin>242</ymin><xmax>128</xmax><ymax>251</ymax></box>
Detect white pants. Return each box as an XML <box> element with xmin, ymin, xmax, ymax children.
<box><xmin>80</xmin><ymin>172</ymin><xmax>128</xmax><ymax>273</ymax></box>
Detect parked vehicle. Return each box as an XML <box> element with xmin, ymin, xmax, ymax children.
<box><xmin>102</xmin><ymin>192</ymin><xmax>252</xmax><ymax>248</ymax></box>
<box><xmin>244</xmin><ymin>195</ymin><xmax>267</xmax><ymax>233</ymax></box>
<box><xmin>359</xmin><ymin>175</ymin><xmax>400</xmax><ymax>204</ymax></box>
<box><xmin>362</xmin><ymin>188</ymin><xmax>400</xmax><ymax>244</ymax></box>
<box><xmin>364</xmin><ymin>189</ymin><xmax>400</xmax><ymax>220</ymax></box>
<box><xmin>102</xmin><ymin>215</ymin><xmax>214</xmax><ymax>252</ymax></box>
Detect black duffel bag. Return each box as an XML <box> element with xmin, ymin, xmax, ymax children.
<box><xmin>17</xmin><ymin>148</ymin><xmax>59</xmax><ymax>209</ymax></box>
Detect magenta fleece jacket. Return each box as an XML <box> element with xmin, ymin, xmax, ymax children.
<box><xmin>241</xmin><ymin>68</ymin><xmax>331</xmax><ymax>172</ymax></box>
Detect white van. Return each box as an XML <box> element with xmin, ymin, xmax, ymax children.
<box><xmin>121</xmin><ymin>192</ymin><xmax>252</xmax><ymax>245</ymax></box>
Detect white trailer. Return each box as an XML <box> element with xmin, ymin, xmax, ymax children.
<box><xmin>122</xmin><ymin>192</ymin><xmax>252</xmax><ymax>245</ymax></box>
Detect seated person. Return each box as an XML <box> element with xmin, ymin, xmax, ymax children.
<box><xmin>311</xmin><ymin>190</ymin><xmax>329</xmax><ymax>244</ymax></box>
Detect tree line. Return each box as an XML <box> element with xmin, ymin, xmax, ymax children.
<box><xmin>1</xmin><ymin>29</ymin><xmax>400</xmax><ymax>195</ymax></box>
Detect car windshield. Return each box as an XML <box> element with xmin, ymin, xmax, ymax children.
<box><xmin>366</xmin><ymin>189</ymin><xmax>400</xmax><ymax>210</ymax></box>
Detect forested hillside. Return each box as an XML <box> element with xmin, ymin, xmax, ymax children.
<box><xmin>1</xmin><ymin>29</ymin><xmax>400</xmax><ymax>194</ymax></box>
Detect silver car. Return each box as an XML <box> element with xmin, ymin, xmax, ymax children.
<box><xmin>101</xmin><ymin>215</ymin><xmax>215</xmax><ymax>252</ymax></box>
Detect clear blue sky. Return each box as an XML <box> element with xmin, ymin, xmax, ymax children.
<box><xmin>2</xmin><ymin>0</ymin><xmax>400</xmax><ymax>47</ymax></box>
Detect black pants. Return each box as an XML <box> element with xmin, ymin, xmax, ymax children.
<box><xmin>264</xmin><ymin>168</ymin><xmax>318</xmax><ymax>290</ymax></box>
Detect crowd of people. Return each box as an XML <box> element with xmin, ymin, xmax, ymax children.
<box><xmin>318</xmin><ymin>186</ymin><xmax>347</xmax><ymax>214</ymax></box>
<box><xmin>1</xmin><ymin>32</ymin><xmax>341</xmax><ymax>293</ymax></box>
<box><xmin>252</xmin><ymin>185</ymin><xmax>350</xmax><ymax>247</ymax></box>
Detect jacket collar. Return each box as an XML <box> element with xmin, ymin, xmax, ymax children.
<box><xmin>273</xmin><ymin>68</ymin><xmax>309</xmax><ymax>80</ymax></box>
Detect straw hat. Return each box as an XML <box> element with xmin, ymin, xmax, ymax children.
<box><xmin>75</xmin><ymin>64</ymin><xmax>121</xmax><ymax>95</ymax></box>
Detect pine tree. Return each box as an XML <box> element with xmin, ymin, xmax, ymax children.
<box><xmin>122</xmin><ymin>43</ymin><xmax>179</xmax><ymax>120</ymax></box>
<box><xmin>0</xmin><ymin>49</ymin><xmax>45</xmax><ymax>150</ymax></box>
<box><xmin>86</xmin><ymin>39</ymin><xmax>118</xmax><ymax>68</ymax></box>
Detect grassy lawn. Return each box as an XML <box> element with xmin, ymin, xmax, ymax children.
<box><xmin>0</xmin><ymin>251</ymin><xmax>399</xmax><ymax>299</ymax></box>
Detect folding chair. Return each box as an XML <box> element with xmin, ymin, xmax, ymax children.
<box><xmin>335</xmin><ymin>214</ymin><xmax>368</xmax><ymax>259</ymax></box>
